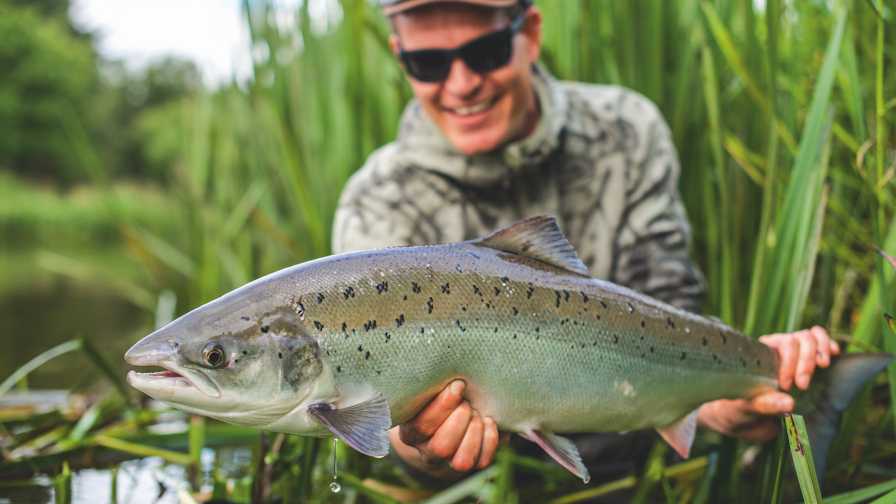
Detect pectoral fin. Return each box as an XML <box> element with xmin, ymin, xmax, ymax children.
<box><xmin>521</xmin><ymin>429</ymin><xmax>590</xmax><ymax>483</ymax></box>
<box><xmin>307</xmin><ymin>393</ymin><xmax>392</xmax><ymax>458</ymax></box>
<box><xmin>656</xmin><ymin>409</ymin><xmax>699</xmax><ymax>459</ymax></box>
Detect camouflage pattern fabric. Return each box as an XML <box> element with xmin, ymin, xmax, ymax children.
<box><xmin>333</xmin><ymin>64</ymin><xmax>703</xmax><ymax>313</ymax></box>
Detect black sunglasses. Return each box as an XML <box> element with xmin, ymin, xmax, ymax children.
<box><xmin>396</xmin><ymin>7</ymin><xmax>528</xmax><ymax>83</ymax></box>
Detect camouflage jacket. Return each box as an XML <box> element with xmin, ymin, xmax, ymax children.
<box><xmin>332</xmin><ymin>65</ymin><xmax>703</xmax><ymax>312</ymax></box>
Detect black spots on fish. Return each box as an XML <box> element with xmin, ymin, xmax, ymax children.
<box><xmin>412</xmin><ymin>282</ymin><xmax>421</xmax><ymax>294</ymax></box>
<box><xmin>455</xmin><ymin>264</ymin><xmax>463</xmax><ymax>273</ymax></box>
<box><xmin>580</xmin><ymin>343</ymin><xmax>586</xmax><ymax>349</ymax></box>
<box><xmin>600</xmin><ymin>300</ymin><xmax>608</xmax><ymax>309</ymax></box>
<box><xmin>627</xmin><ymin>302</ymin><xmax>635</xmax><ymax>313</ymax></box>
<box><xmin>313</xmin><ymin>321</ymin><xmax>324</xmax><ymax>331</ymax></box>
<box><xmin>512</xmin><ymin>334</ymin><xmax>517</xmax><ymax>339</ymax></box>
<box><xmin>337</xmin><ymin>366</ymin><xmax>342</xmax><ymax>373</ymax></box>
<box><xmin>473</xmin><ymin>285</ymin><xmax>483</xmax><ymax>297</ymax></box>
<box><xmin>441</xmin><ymin>282</ymin><xmax>450</xmax><ymax>294</ymax></box>
<box><xmin>485</xmin><ymin>303</ymin><xmax>491</xmax><ymax>309</ymax></box>
<box><xmin>512</xmin><ymin>306</ymin><xmax>519</xmax><ymax>316</ymax></box>
<box><xmin>501</xmin><ymin>276</ymin><xmax>509</xmax><ymax>284</ymax></box>
<box><xmin>564</xmin><ymin>291</ymin><xmax>570</xmax><ymax>303</ymax></box>
<box><xmin>494</xmin><ymin>327</ymin><xmax>498</xmax><ymax>333</ymax></box>
<box><xmin>420</xmin><ymin>327</ymin><xmax>424</xmax><ymax>334</ymax></box>
<box><xmin>527</xmin><ymin>286</ymin><xmax>534</xmax><ymax>299</ymax></box>
<box><xmin>468</xmin><ymin>252</ymin><xmax>480</xmax><ymax>260</ymax></box>
<box><xmin>702</xmin><ymin>337</ymin><xmax>707</xmax><ymax>346</ymax></box>
<box><xmin>555</xmin><ymin>291</ymin><xmax>561</xmax><ymax>308</ymax></box>
<box><xmin>641</xmin><ymin>320</ymin><xmax>646</xmax><ymax>328</ymax></box>
<box><xmin>358</xmin><ymin>345</ymin><xmax>363</xmax><ymax>352</ymax></box>
<box><xmin>650</xmin><ymin>346</ymin><xmax>655</xmax><ymax>353</ymax></box>
<box><xmin>740</xmin><ymin>358</ymin><xmax>747</xmax><ymax>367</ymax></box>
<box><xmin>756</xmin><ymin>359</ymin><xmax>761</xmax><ymax>367</ymax></box>
<box><xmin>385</xmin><ymin>332</ymin><xmax>391</xmax><ymax>343</ymax></box>
<box><xmin>711</xmin><ymin>353</ymin><xmax>719</xmax><ymax>363</ymax></box>
<box><xmin>395</xmin><ymin>314</ymin><xmax>405</xmax><ymax>327</ymax></box>
<box><xmin>581</xmin><ymin>291</ymin><xmax>589</xmax><ymax>303</ymax></box>
<box><xmin>242</xmin><ymin>351</ymin><xmax>247</xmax><ymax>355</ymax></box>
<box><xmin>666</xmin><ymin>317</ymin><xmax>675</xmax><ymax>329</ymax></box>
<box><xmin>641</xmin><ymin>353</ymin><xmax>646</xmax><ymax>358</ymax></box>
<box><xmin>316</xmin><ymin>293</ymin><xmax>325</xmax><ymax>304</ymax></box>
<box><xmin>278</xmin><ymin>352</ymin><xmax>283</xmax><ymax>359</ymax></box>
<box><xmin>376</xmin><ymin>281</ymin><xmax>389</xmax><ymax>294</ymax></box>
<box><xmin>561</xmin><ymin>318</ymin><xmax>569</xmax><ymax>325</ymax></box>
<box><xmin>613</xmin><ymin>334</ymin><xmax>619</xmax><ymax>344</ymax></box>
<box><xmin>535</xmin><ymin>326</ymin><xmax>540</xmax><ymax>332</ymax></box>
<box><xmin>494</xmin><ymin>286</ymin><xmax>501</xmax><ymax>296</ymax></box>
<box><xmin>596</xmin><ymin>314</ymin><xmax>601</xmax><ymax>321</ymax></box>
<box><xmin>288</xmin><ymin>296</ymin><xmax>306</xmax><ymax>319</ymax></box>
<box><xmin>377</xmin><ymin>370</ymin><xmax>381</xmax><ymax>375</ymax></box>
<box><xmin>363</xmin><ymin>320</ymin><xmax>377</xmax><ymax>332</ymax></box>
<box><xmin>261</xmin><ymin>326</ymin><xmax>270</xmax><ymax>334</ymax></box>
<box><xmin>680</xmin><ymin>352</ymin><xmax>687</xmax><ymax>360</ymax></box>
<box><xmin>403</xmin><ymin>295</ymin><xmax>408</xmax><ymax>301</ymax></box>
<box><xmin>427</xmin><ymin>297</ymin><xmax>434</xmax><ymax>314</ymax></box>
<box><xmin>461</xmin><ymin>306</ymin><xmax>467</xmax><ymax>312</ymax></box>
<box><xmin>455</xmin><ymin>319</ymin><xmax>466</xmax><ymax>332</ymax></box>
<box><xmin>365</xmin><ymin>351</ymin><xmax>371</xmax><ymax>360</ymax></box>
<box><xmin>343</xmin><ymin>287</ymin><xmax>356</xmax><ymax>299</ymax></box>
<box><xmin>341</xmin><ymin>322</ymin><xmax>347</xmax><ymax>332</ymax></box>
<box><xmin>719</xmin><ymin>332</ymin><xmax>727</xmax><ymax>345</ymax></box>
<box><xmin>241</xmin><ymin>316</ymin><xmax>250</xmax><ymax>321</ymax></box>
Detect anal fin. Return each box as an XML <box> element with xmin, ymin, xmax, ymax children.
<box><xmin>307</xmin><ymin>393</ymin><xmax>392</xmax><ymax>458</ymax></box>
<box><xmin>656</xmin><ymin>409</ymin><xmax>699</xmax><ymax>459</ymax></box>
<box><xmin>521</xmin><ymin>429</ymin><xmax>590</xmax><ymax>483</ymax></box>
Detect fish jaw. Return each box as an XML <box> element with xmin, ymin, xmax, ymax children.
<box><xmin>125</xmin><ymin>329</ymin><xmax>223</xmax><ymax>403</ymax></box>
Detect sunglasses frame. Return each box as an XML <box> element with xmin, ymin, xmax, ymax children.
<box><xmin>396</xmin><ymin>7</ymin><xmax>529</xmax><ymax>83</ymax></box>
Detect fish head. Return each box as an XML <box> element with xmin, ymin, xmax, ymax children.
<box><xmin>126</xmin><ymin>283</ymin><xmax>323</xmax><ymax>429</ymax></box>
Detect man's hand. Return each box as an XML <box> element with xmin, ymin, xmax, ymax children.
<box><xmin>390</xmin><ymin>380</ymin><xmax>503</xmax><ymax>478</ymax></box>
<box><xmin>697</xmin><ymin>326</ymin><xmax>840</xmax><ymax>441</ymax></box>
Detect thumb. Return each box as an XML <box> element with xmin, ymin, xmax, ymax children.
<box><xmin>748</xmin><ymin>392</ymin><xmax>794</xmax><ymax>416</ymax></box>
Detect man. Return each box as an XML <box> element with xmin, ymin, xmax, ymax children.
<box><xmin>331</xmin><ymin>0</ymin><xmax>838</xmax><ymax>482</ymax></box>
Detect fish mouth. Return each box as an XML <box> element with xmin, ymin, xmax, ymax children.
<box><xmin>127</xmin><ymin>365</ymin><xmax>222</xmax><ymax>399</ymax></box>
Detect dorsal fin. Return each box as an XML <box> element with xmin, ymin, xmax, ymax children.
<box><xmin>473</xmin><ymin>216</ymin><xmax>591</xmax><ymax>277</ymax></box>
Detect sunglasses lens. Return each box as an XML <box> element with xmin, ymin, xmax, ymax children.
<box><xmin>462</xmin><ymin>30</ymin><xmax>513</xmax><ymax>73</ymax></box>
<box><xmin>403</xmin><ymin>50</ymin><xmax>450</xmax><ymax>82</ymax></box>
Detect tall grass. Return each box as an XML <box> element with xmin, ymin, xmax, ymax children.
<box><xmin>3</xmin><ymin>0</ymin><xmax>895</xmax><ymax>501</ymax></box>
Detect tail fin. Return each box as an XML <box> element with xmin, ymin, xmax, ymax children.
<box><xmin>792</xmin><ymin>353</ymin><xmax>892</xmax><ymax>482</ymax></box>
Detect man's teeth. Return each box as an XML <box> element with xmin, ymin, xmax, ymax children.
<box><xmin>451</xmin><ymin>100</ymin><xmax>491</xmax><ymax>116</ymax></box>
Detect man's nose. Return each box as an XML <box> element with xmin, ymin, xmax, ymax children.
<box><xmin>443</xmin><ymin>56</ymin><xmax>483</xmax><ymax>96</ymax></box>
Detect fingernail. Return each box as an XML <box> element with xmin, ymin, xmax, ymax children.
<box><xmin>830</xmin><ymin>341</ymin><xmax>839</xmax><ymax>351</ymax></box>
<box><xmin>797</xmin><ymin>373</ymin><xmax>810</xmax><ymax>389</ymax></box>
<box><xmin>450</xmin><ymin>380</ymin><xmax>465</xmax><ymax>396</ymax></box>
<box><xmin>776</xmin><ymin>396</ymin><xmax>794</xmax><ymax>411</ymax></box>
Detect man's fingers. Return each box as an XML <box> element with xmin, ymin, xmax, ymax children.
<box><xmin>793</xmin><ymin>329</ymin><xmax>818</xmax><ymax>389</ymax></box>
<box><xmin>450</xmin><ymin>412</ymin><xmax>484</xmax><ymax>472</ymax></box>
<box><xmin>762</xmin><ymin>334</ymin><xmax>799</xmax><ymax>390</ymax></box>
<box><xmin>400</xmin><ymin>380</ymin><xmax>466</xmax><ymax>446</ymax></box>
<box><xmin>477</xmin><ymin>417</ymin><xmax>500</xmax><ymax>470</ymax></box>
<box><xmin>809</xmin><ymin>326</ymin><xmax>835</xmax><ymax>367</ymax></box>
<box><xmin>421</xmin><ymin>401</ymin><xmax>473</xmax><ymax>462</ymax></box>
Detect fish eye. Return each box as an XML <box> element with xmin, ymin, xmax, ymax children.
<box><xmin>202</xmin><ymin>343</ymin><xmax>227</xmax><ymax>369</ymax></box>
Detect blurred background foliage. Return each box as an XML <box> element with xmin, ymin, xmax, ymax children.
<box><xmin>1</xmin><ymin>0</ymin><xmax>895</xmax><ymax>502</ymax></box>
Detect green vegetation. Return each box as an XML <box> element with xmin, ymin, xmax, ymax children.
<box><xmin>1</xmin><ymin>0</ymin><xmax>895</xmax><ymax>502</ymax></box>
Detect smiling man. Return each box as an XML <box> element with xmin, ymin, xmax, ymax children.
<box><xmin>331</xmin><ymin>0</ymin><xmax>838</xmax><ymax>484</ymax></box>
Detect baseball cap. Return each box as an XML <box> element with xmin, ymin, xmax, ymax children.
<box><xmin>381</xmin><ymin>0</ymin><xmax>531</xmax><ymax>16</ymax></box>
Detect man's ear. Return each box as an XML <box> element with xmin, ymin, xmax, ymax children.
<box><xmin>388</xmin><ymin>33</ymin><xmax>400</xmax><ymax>56</ymax></box>
<box><xmin>522</xmin><ymin>7</ymin><xmax>543</xmax><ymax>62</ymax></box>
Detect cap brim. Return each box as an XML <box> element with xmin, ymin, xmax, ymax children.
<box><xmin>382</xmin><ymin>0</ymin><xmax>521</xmax><ymax>16</ymax></box>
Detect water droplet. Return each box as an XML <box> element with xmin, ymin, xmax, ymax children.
<box><xmin>330</xmin><ymin>482</ymin><xmax>341</xmax><ymax>493</ymax></box>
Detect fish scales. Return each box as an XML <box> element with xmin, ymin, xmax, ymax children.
<box><xmin>126</xmin><ymin>216</ymin><xmax>891</xmax><ymax>483</ymax></box>
<box><xmin>289</xmin><ymin>239</ymin><xmax>779</xmax><ymax>434</ymax></box>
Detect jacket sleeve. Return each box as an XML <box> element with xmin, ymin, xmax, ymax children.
<box><xmin>610</xmin><ymin>97</ymin><xmax>704</xmax><ymax>313</ymax></box>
